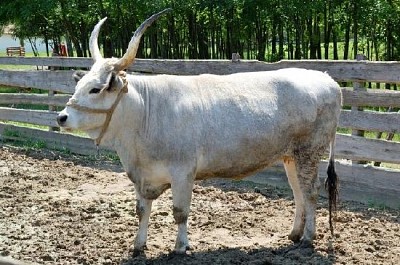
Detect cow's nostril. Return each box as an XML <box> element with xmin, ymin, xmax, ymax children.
<box><xmin>57</xmin><ymin>114</ymin><xmax>68</xmax><ymax>125</ymax></box>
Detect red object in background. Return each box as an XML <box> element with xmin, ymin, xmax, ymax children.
<box><xmin>59</xmin><ymin>43</ymin><xmax>68</xmax><ymax>57</ymax></box>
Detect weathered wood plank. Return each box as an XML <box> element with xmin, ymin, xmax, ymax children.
<box><xmin>335</xmin><ymin>134</ymin><xmax>400</xmax><ymax>164</ymax></box>
<box><xmin>321</xmin><ymin>161</ymin><xmax>400</xmax><ymax>209</ymax></box>
<box><xmin>0</xmin><ymin>107</ymin><xmax>58</xmax><ymax>127</ymax></box>
<box><xmin>3</xmin><ymin>57</ymin><xmax>400</xmax><ymax>83</ymax></box>
<box><xmin>249</xmin><ymin>160</ymin><xmax>400</xmax><ymax>208</ymax></box>
<box><xmin>0</xmin><ymin>123</ymin><xmax>113</xmax><ymax>155</ymax></box>
<box><xmin>0</xmin><ymin>93</ymin><xmax>70</xmax><ymax>106</ymax></box>
<box><xmin>319</xmin><ymin>160</ymin><xmax>400</xmax><ymax>194</ymax></box>
<box><xmin>0</xmin><ymin>70</ymin><xmax>75</xmax><ymax>93</ymax></box>
<box><xmin>3</xmin><ymin>70</ymin><xmax>400</xmax><ymax>111</ymax></box>
<box><xmin>0</xmin><ymin>56</ymin><xmax>92</xmax><ymax>68</ymax></box>
<box><xmin>339</xmin><ymin>109</ymin><xmax>400</xmax><ymax>133</ymax></box>
<box><xmin>130</xmin><ymin>59</ymin><xmax>400</xmax><ymax>83</ymax></box>
<box><xmin>341</xmin><ymin>88</ymin><xmax>400</xmax><ymax>107</ymax></box>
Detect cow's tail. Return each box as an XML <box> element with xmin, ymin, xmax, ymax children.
<box><xmin>324</xmin><ymin>137</ymin><xmax>339</xmax><ymax>236</ymax></box>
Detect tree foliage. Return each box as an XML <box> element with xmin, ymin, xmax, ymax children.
<box><xmin>1</xmin><ymin>0</ymin><xmax>400</xmax><ymax>61</ymax></box>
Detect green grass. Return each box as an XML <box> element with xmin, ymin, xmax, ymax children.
<box><xmin>338</xmin><ymin>127</ymin><xmax>400</xmax><ymax>142</ymax></box>
<box><xmin>1</xmin><ymin>126</ymin><xmax>120</xmax><ymax>162</ymax></box>
<box><xmin>0</xmin><ymin>85</ymin><xmax>49</xmax><ymax>94</ymax></box>
<box><xmin>0</xmin><ymin>51</ymin><xmax>40</xmax><ymax>57</ymax></box>
<box><xmin>2</xmin><ymin>121</ymin><xmax>49</xmax><ymax>131</ymax></box>
<box><xmin>2</xmin><ymin>120</ymin><xmax>88</xmax><ymax>138</ymax></box>
<box><xmin>0</xmin><ymin>85</ymin><xmax>20</xmax><ymax>93</ymax></box>
<box><xmin>2</xmin><ymin>127</ymin><xmax>47</xmax><ymax>149</ymax></box>
<box><xmin>0</xmin><ymin>64</ymin><xmax>36</xmax><ymax>70</ymax></box>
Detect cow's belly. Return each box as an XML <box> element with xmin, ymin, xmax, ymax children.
<box><xmin>195</xmin><ymin>160</ymin><xmax>274</xmax><ymax>180</ymax></box>
<box><xmin>195</xmin><ymin>139</ymin><xmax>288</xmax><ymax>180</ymax></box>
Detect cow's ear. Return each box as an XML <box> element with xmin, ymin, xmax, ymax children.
<box><xmin>73</xmin><ymin>71</ymin><xmax>86</xmax><ymax>83</ymax></box>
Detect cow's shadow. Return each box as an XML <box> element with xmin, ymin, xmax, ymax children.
<box><xmin>121</xmin><ymin>243</ymin><xmax>336</xmax><ymax>265</ymax></box>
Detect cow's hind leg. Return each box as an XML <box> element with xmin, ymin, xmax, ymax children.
<box><xmin>171</xmin><ymin>169</ymin><xmax>195</xmax><ymax>254</ymax></box>
<box><xmin>295</xmin><ymin>156</ymin><xmax>320</xmax><ymax>246</ymax></box>
<box><xmin>283</xmin><ymin>157</ymin><xmax>305</xmax><ymax>242</ymax></box>
<box><xmin>133</xmin><ymin>189</ymin><xmax>153</xmax><ymax>255</ymax></box>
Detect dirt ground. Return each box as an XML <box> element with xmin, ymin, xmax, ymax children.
<box><xmin>0</xmin><ymin>145</ymin><xmax>399</xmax><ymax>265</ymax></box>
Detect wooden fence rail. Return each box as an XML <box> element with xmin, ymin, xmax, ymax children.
<box><xmin>0</xmin><ymin>93</ymin><xmax>69</xmax><ymax>106</ymax></box>
<box><xmin>0</xmin><ymin>56</ymin><xmax>399</xmax><ymax>208</ymax></box>
<box><xmin>3</xmin><ymin>56</ymin><xmax>400</xmax><ymax>82</ymax></box>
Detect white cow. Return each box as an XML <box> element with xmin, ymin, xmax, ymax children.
<box><xmin>57</xmin><ymin>9</ymin><xmax>342</xmax><ymax>255</ymax></box>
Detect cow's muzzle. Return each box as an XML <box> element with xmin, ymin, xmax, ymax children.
<box><xmin>57</xmin><ymin>113</ymin><xmax>68</xmax><ymax>126</ymax></box>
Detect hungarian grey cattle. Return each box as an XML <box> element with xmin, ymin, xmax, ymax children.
<box><xmin>57</xmin><ymin>9</ymin><xmax>342</xmax><ymax>254</ymax></box>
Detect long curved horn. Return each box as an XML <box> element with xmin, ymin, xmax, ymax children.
<box><xmin>114</xmin><ymin>8</ymin><xmax>172</xmax><ymax>71</ymax></box>
<box><xmin>89</xmin><ymin>17</ymin><xmax>108</xmax><ymax>62</ymax></box>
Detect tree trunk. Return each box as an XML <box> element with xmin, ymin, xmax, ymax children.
<box><xmin>343</xmin><ymin>17</ymin><xmax>351</xmax><ymax>60</ymax></box>
<box><xmin>352</xmin><ymin>1</ymin><xmax>358</xmax><ymax>59</ymax></box>
<box><xmin>188</xmin><ymin>11</ymin><xmax>198</xmax><ymax>59</ymax></box>
<box><xmin>315</xmin><ymin>14</ymin><xmax>322</xmax><ymax>59</ymax></box>
<box><xmin>332</xmin><ymin>26</ymin><xmax>338</xmax><ymax>60</ymax></box>
<box><xmin>294</xmin><ymin>16</ymin><xmax>302</xmax><ymax>59</ymax></box>
<box><xmin>255</xmin><ymin>16</ymin><xmax>267</xmax><ymax>61</ymax></box>
<box><xmin>287</xmin><ymin>27</ymin><xmax>293</xmax><ymax>59</ymax></box>
<box><xmin>271</xmin><ymin>16</ymin><xmax>277</xmax><ymax>61</ymax></box>
<box><xmin>278</xmin><ymin>22</ymin><xmax>284</xmax><ymax>60</ymax></box>
<box><xmin>308</xmin><ymin>17</ymin><xmax>316</xmax><ymax>59</ymax></box>
<box><xmin>324</xmin><ymin>2</ymin><xmax>333</xmax><ymax>59</ymax></box>
<box><xmin>198</xmin><ymin>24</ymin><xmax>209</xmax><ymax>59</ymax></box>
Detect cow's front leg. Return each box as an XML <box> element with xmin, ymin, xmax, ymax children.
<box><xmin>133</xmin><ymin>189</ymin><xmax>153</xmax><ymax>254</ymax></box>
<box><xmin>171</xmin><ymin>171</ymin><xmax>195</xmax><ymax>254</ymax></box>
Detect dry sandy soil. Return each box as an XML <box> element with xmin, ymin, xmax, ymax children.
<box><xmin>0</xmin><ymin>145</ymin><xmax>399</xmax><ymax>265</ymax></box>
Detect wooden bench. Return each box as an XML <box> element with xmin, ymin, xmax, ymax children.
<box><xmin>6</xmin><ymin>46</ymin><xmax>26</xmax><ymax>56</ymax></box>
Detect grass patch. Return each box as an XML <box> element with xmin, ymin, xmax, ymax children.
<box><xmin>0</xmin><ymin>122</ymin><xmax>118</xmax><ymax>161</ymax></box>
<box><xmin>2</xmin><ymin>121</ymin><xmax>49</xmax><ymax>131</ymax></box>
<box><xmin>338</xmin><ymin>127</ymin><xmax>400</xmax><ymax>142</ymax></box>
<box><xmin>0</xmin><ymin>85</ymin><xmax>20</xmax><ymax>93</ymax></box>
<box><xmin>0</xmin><ymin>64</ymin><xmax>36</xmax><ymax>70</ymax></box>
<box><xmin>2</xmin><ymin>127</ymin><xmax>47</xmax><ymax>149</ymax></box>
<box><xmin>0</xmin><ymin>86</ymin><xmax>48</xmax><ymax>94</ymax></box>
<box><xmin>1</xmin><ymin>126</ymin><xmax>120</xmax><ymax>162</ymax></box>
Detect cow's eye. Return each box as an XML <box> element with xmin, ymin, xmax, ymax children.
<box><xmin>89</xmin><ymin>88</ymin><xmax>102</xmax><ymax>94</ymax></box>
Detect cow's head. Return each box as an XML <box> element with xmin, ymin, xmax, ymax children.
<box><xmin>57</xmin><ymin>9</ymin><xmax>171</xmax><ymax>143</ymax></box>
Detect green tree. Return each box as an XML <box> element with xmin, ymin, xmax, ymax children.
<box><xmin>2</xmin><ymin>0</ymin><xmax>400</xmax><ymax>62</ymax></box>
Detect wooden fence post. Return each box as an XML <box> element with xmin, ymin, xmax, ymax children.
<box><xmin>48</xmin><ymin>90</ymin><xmax>59</xmax><ymax>132</ymax></box>
<box><xmin>48</xmin><ymin>55</ymin><xmax>59</xmax><ymax>132</ymax></box>
<box><xmin>231</xmin><ymin>53</ymin><xmax>241</xmax><ymax>62</ymax></box>
<box><xmin>352</xmin><ymin>54</ymin><xmax>367</xmax><ymax>164</ymax></box>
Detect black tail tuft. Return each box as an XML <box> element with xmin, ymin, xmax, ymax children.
<box><xmin>325</xmin><ymin>159</ymin><xmax>339</xmax><ymax>236</ymax></box>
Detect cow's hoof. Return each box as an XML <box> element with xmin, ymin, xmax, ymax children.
<box><xmin>298</xmin><ymin>239</ymin><xmax>313</xmax><ymax>249</ymax></box>
<box><xmin>288</xmin><ymin>232</ymin><xmax>302</xmax><ymax>242</ymax></box>
<box><xmin>132</xmin><ymin>245</ymin><xmax>147</xmax><ymax>257</ymax></box>
<box><xmin>173</xmin><ymin>244</ymin><xmax>191</xmax><ymax>255</ymax></box>
<box><xmin>132</xmin><ymin>249</ymin><xmax>144</xmax><ymax>257</ymax></box>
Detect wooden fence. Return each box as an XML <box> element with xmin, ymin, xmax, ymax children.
<box><xmin>0</xmin><ymin>56</ymin><xmax>399</xmax><ymax>208</ymax></box>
